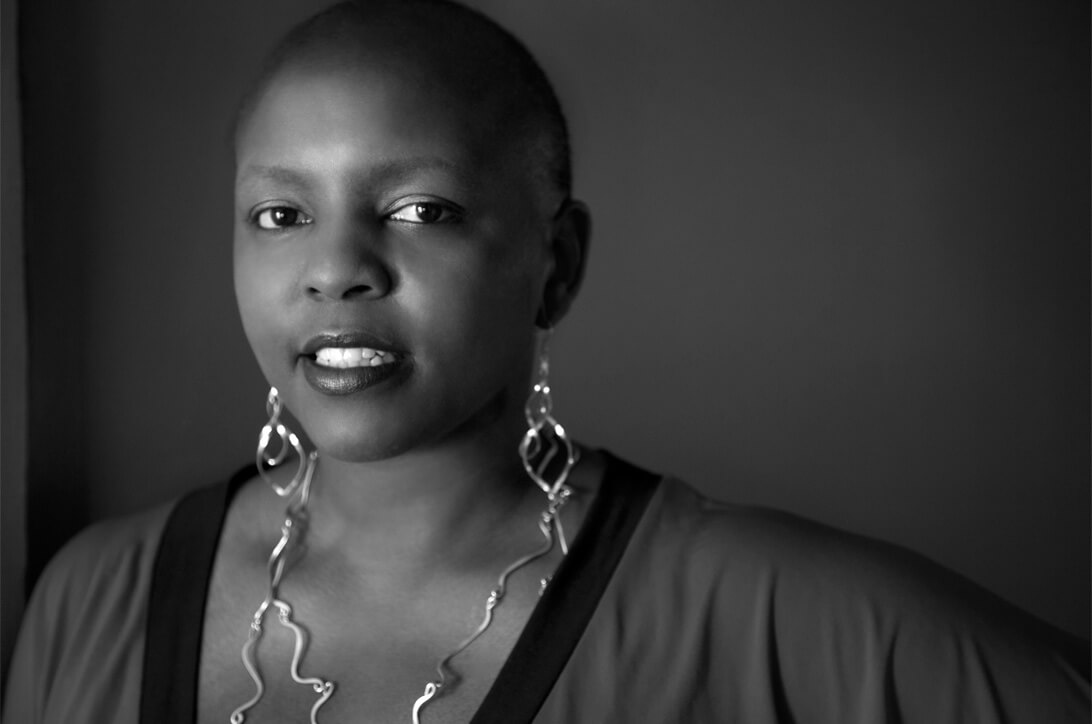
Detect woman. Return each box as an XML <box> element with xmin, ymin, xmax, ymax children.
<box><xmin>4</xmin><ymin>1</ymin><xmax>1088</xmax><ymax>722</ymax></box>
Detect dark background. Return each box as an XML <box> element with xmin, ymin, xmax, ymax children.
<box><xmin>2</xmin><ymin>0</ymin><xmax>1089</xmax><ymax>690</ymax></box>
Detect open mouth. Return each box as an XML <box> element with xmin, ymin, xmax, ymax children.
<box><xmin>313</xmin><ymin>347</ymin><xmax>398</xmax><ymax>368</ymax></box>
<box><xmin>300</xmin><ymin>334</ymin><xmax>408</xmax><ymax>395</ymax></box>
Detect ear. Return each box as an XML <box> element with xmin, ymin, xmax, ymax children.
<box><xmin>537</xmin><ymin>199</ymin><xmax>592</xmax><ymax>329</ymax></box>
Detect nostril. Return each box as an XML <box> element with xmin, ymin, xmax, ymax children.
<box><xmin>306</xmin><ymin>282</ymin><xmax>377</xmax><ymax>301</ymax></box>
<box><xmin>340</xmin><ymin>283</ymin><xmax>373</xmax><ymax>299</ymax></box>
<box><xmin>303</xmin><ymin>254</ymin><xmax>393</xmax><ymax>300</ymax></box>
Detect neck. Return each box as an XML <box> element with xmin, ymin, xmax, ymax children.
<box><xmin>299</xmin><ymin>425</ymin><xmax>540</xmax><ymax>573</ymax></box>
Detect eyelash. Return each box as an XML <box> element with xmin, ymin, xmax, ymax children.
<box><xmin>249</xmin><ymin>200</ymin><xmax>463</xmax><ymax>231</ymax></box>
<box><xmin>387</xmin><ymin>200</ymin><xmax>462</xmax><ymax>225</ymax></box>
<box><xmin>252</xmin><ymin>206</ymin><xmax>313</xmax><ymax>231</ymax></box>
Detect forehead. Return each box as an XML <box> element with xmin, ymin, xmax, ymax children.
<box><xmin>237</xmin><ymin>59</ymin><xmax>508</xmax><ymax>174</ymax></box>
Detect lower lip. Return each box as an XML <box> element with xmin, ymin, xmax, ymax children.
<box><xmin>301</xmin><ymin>356</ymin><xmax>409</xmax><ymax>395</ymax></box>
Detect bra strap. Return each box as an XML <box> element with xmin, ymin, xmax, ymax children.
<box><xmin>139</xmin><ymin>467</ymin><xmax>252</xmax><ymax>723</ymax></box>
<box><xmin>470</xmin><ymin>452</ymin><xmax>662</xmax><ymax>724</ymax></box>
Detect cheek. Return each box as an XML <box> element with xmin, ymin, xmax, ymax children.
<box><xmin>413</xmin><ymin>239</ymin><xmax>540</xmax><ymax>330</ymax></box>
<box><xmin>397</xmin><ymin>240</ymin><xmax>542</xmax><ymax>387</ymax></box>
<box><xmin>234</xmin><ymin>241</ymin><xmax>294</xmax><ymax>379</ymax></box>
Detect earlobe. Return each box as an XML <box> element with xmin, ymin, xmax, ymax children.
<box><xmin>537</xmin><ymin>199</ymin><xmax>592</xmax><ymax>329</ymax></box>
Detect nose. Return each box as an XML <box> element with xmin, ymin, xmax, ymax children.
<box><xmin>303</xmin><ymin>220</ymin><xmax>392</xmax><ymax>301</ymax></box>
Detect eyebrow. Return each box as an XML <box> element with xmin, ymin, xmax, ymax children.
<box><xmin>237</xmin><ymin>157</ymin><xmax>465</xmax><ymax>190</ymax></box>
<box><xmin>237</xmin><ymin>164</ymin><xmax>313</xmax><ymax>189</ymax></box>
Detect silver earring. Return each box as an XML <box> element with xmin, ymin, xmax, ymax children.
<box><xmin>256</xmin><ymin>387</ymin><xmax>310</xmax><ymax>497</ymax></box>
<box><xmin>235</xmin><ymin>391</ymin><xmax>330</xmax><ymax>724</ymax></box>
<box><xmin>519</xmin><ymin>331</ymin><xmax>580</xmax><ymax>556</ymax></box>
<box><xmin>519</xmin><ymin>332</ymin><xmax>578</xmax><ymax>552</ymax></box>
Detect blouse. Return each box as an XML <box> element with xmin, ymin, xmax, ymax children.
<box><xmin>4</xmin><ymin>452</ymin><xmax>1089</xmax><ymax>722</ymax></box>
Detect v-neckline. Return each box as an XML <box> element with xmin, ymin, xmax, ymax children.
<box><xmin>139</xmin><ymin>451</ymin><xmax>661</xmax><ymax>723</ymax></box>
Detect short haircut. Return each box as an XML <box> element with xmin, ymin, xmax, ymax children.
<box><xmin>236</xmin><ymin>0</ymin><xmax>573</xmax><ymax>202</ymax></box>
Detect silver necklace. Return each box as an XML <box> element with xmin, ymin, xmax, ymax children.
<box><xmin>228</xmin><ymin>455</ymin><xmax>573</xmax><ymax>724</ymax></box>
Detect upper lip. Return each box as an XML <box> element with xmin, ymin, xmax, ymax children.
<box><xmin>301</xmin><ymin>331</ymin><xmax>404</xmax><ymax>357</ymax></box>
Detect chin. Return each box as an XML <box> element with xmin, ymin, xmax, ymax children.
<box><xmin>304</xmin><ymin>388</ymin><xmax>518</xmax><ymax>465</ymax></box>
<box><xmin>302</xmin><ymin>415</ymin><xmax>419</xmax><ymax>463</ymax></box>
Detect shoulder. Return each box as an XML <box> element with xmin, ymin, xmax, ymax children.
<box><xmin>601</xmin><ymin>473</ymin><xmax>1090</xmax><ymax>721</ymax></box>
<box><xmin>3</xmin><ymin>503</ymin><xmax>173</xmax><ymax>724</ymax></box>
<box><xmin>31</xmin><ymin>502</ymin><xmax>174</xmax><ymax>618</ymax></box>
<box><xmin>30</xmin><ymin>502</ymin><xmax>173</xmax><ymax>621</ymax></box>
<box><xmin>640</xmin><ymin>476</ymin><xmax>1085</xmax><ymax>650</ymax></box>
<box><xmin>639</xmin><ymin>476</ymin><xmax>1023</xmax><ymax>624</ymax></box>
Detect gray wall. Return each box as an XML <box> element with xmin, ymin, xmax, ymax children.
<box><xmin>10</xmin><ymin>0</ymin><xmax>1089</xmax><ymax>687</ymax></box>
<box><xmin>2</xmin><ymin>0</ymin><xmax>27</xmax><ymax>690</ymax></box>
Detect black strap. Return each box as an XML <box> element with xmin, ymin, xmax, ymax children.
<box><xmin>139</xmin><ymin>466</ymin><xmax>253</xmax><ymax>724</ymax></box>
<box><xmin>139</xmin><ymin>453</ymin><xmax>661</xmax><ymax>724</ymax></box>
<box><xmin>470</xmin><ymin>452</ymin><xmax>662</xmax><ymax>724</ymax></box>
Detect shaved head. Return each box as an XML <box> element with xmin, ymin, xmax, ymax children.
<box><xmin>236</xmin><ymin>0</ymin><xmax>572</xmax><ymax>205</ymax></box>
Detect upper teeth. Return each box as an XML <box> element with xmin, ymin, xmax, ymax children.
<box><xmin>314</xmin><ymin>347</ymin><xmax>396</xmax><ymax>368</ymax></box>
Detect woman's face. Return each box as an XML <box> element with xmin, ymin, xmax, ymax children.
<box><xmin>233</xmin><ymin>59</ymin><xmax>553</xmax><ymax>462</ymax></box>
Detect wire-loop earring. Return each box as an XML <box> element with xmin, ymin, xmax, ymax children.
<box><xmin>519</xmin><ymin>333</ymin><xmax>577</xmax><ymax>501</ymax></box>
<box><xmin>256</xmin><ymin>386</ymin><xmax>310</xmax><ymax>498</ymax></box>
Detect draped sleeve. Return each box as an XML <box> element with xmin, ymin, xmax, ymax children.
<box><xmin>2</xmin><ymin>505</ymin><xmax>171</xmax><ymax>724</ymax></box>
<box><xmin>4</xmin><ymin>464</ymin><xmax>1088</xmax><ymax>724</ymax></box>
<box><xmin>536</xmin><ymin>477</ymin><xmax>1090</xmax><ymax>723</ymax></box>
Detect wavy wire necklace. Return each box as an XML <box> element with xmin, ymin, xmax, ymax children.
<box><xmin>230</xmin><ymin>353</ymin><xmax>576</xmax><ymax>723</ymax></box>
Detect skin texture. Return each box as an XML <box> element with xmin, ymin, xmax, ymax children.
<box><xmin>235</xmin><ymin>61</ymin><xmax>548</xmax><ymax>464</ymax></box>
<box><xmin>234</xmin><ymin>17</ymin><xmax>590</xmax><ymax>463</ymax></box>
<box><xmin>205</xmin><ymin>8</ymin><xmax>598</xmax><ymax>723</ymax></box>
<box><xmin>232</xmin><ymin>26</ymin><xmax>594</xmax><ymax>539</ymax></box>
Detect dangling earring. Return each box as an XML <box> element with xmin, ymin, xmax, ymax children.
<box><xmin>519</xmin><ymin>330</ymin><xmax>578</xmax><ymax>552</ymax></box>
<box><xmin>234</xmin><ymin>389</ymin><xmax>331</xmax><ymax>724</ymax></box>
<box><xmin>412</xmin><ymin>332</ymin><xmax>579</xmax><ymax>722</ymax></box>
<box><xmin>256</xmin><ymin>386</ymin><xmax>311</xmax><ymax>498</ymax></box>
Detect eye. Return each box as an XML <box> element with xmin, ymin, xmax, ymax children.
<box><xmin>387</xmin><ymin>201</ymin><xmax>460</xmax><ymax>225</ymax></box>
<box><xmin>254</xmin><ymin>206</ymin><xmax>313</xmax><ymax>230</ymax></box>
